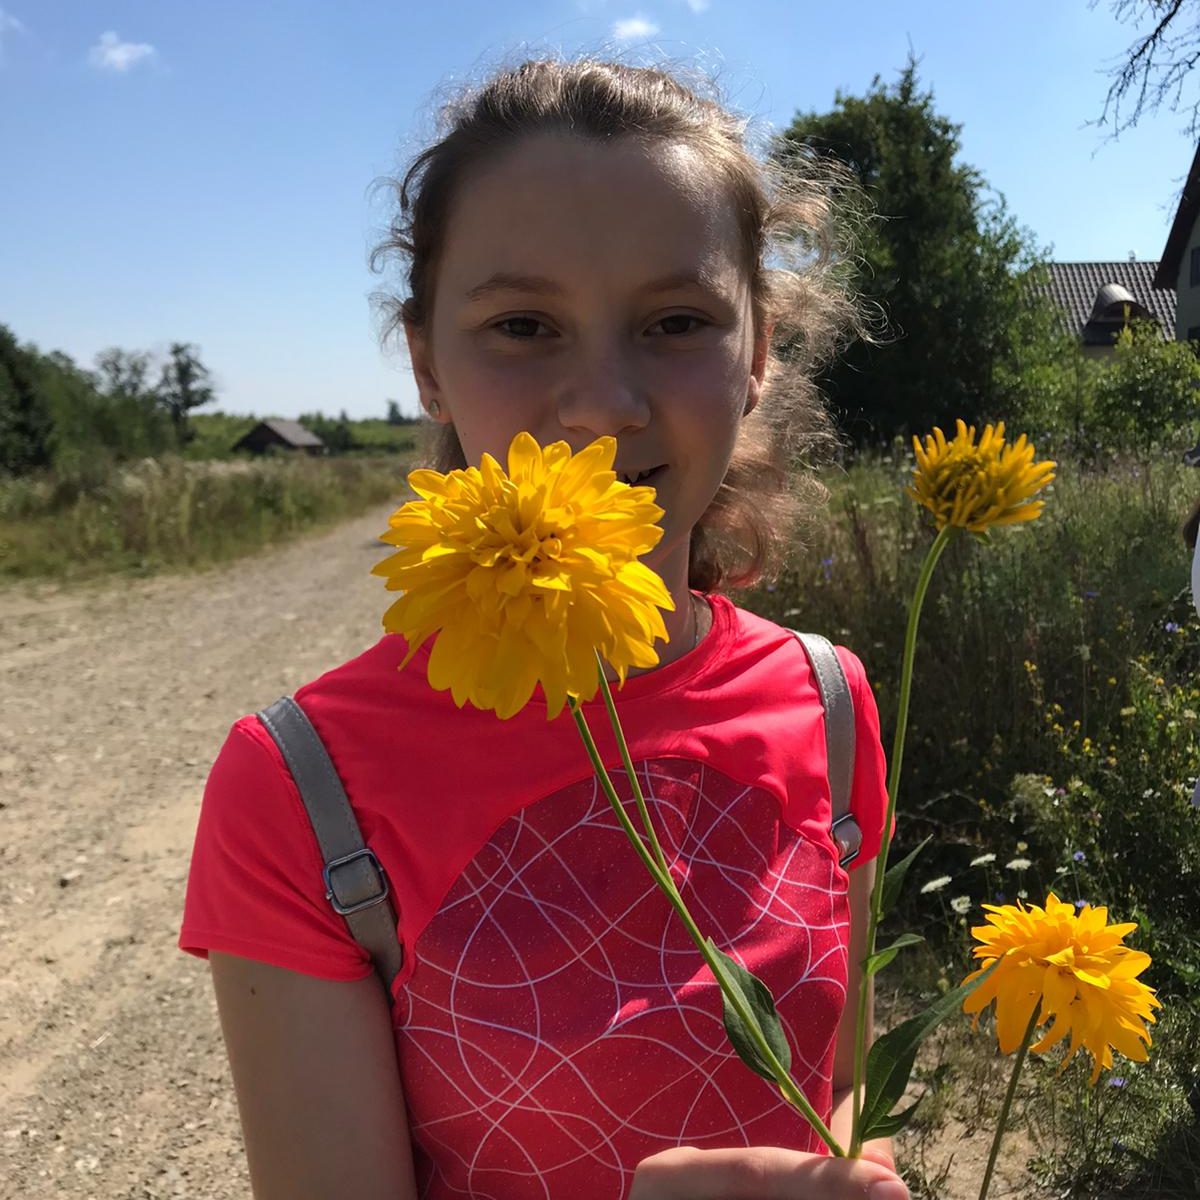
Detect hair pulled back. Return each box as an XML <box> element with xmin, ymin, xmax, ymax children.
<box><xmin>370</xmin><ymin>56</ymin><xmax>868</xmax><ymax>592</ymax></box>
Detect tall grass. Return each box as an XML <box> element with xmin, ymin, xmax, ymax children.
<box><xmin>746</xmin><ymin>445</ymin><xmax>1197</xmax><ymax>859</ymax></box>
<box><xmin>0</xmin><ymin>454</ymin><xmax>409</xmax><ymax>581</ymax></box>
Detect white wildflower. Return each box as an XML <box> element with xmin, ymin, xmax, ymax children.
<box><xmin>920</xmin><ymin>875</ymin><xmax>952</xmax><ymax>894</ymax></box>
<box><xmin>1006</xmin><ymin>857</ymin><xmax>1032</xmax><ymax>871</ymax></box>
<box><xmin>950</xmin><ymin>895</ymin><xmax>971</xmax><ymax>915</ymax></box>
<box><xmin>969</xmin><ymin>853</ymin><xmax>996</xmax><ymax>867</ymax></box>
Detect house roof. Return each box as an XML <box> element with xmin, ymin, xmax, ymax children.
<box><xmin>254</xmin><ymin>418</ymin><xmax>324</xmax><ymax>448</ymax></box>
<box><xmin>1154</xmin><ymin>141</ymin><xmax>1200</xmax><ymax>289</ymax></box>
<box><xmin>1038</xmin><ymin>261</ymin><xmax>1176</xmax><ymax>342</ymax></box>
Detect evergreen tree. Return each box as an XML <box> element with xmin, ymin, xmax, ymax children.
<box><xmin>774</xmin><ymin>59</ymin><xmax>1046</xmax><ymax>447</ymax></box>
<box><xmin>0</xmin><ymin>324</ymin><xmax>53</xmax><ymax>474</ymax></box>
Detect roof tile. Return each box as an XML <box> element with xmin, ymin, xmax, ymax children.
<box><xmin>1038</xmin><ymin>261</ymin><xmax>1176</xmax><ymax>342</ymax></box>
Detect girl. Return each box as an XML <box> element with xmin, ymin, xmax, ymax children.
<box><xmin>179</xmin><ymin>57</ymin><xmax>909</xmax><ymax>1200</ymax></box>
<box><xmin>1184</xmin><ymin>494</ymin><xmax>1200</xmax><ymax>619</ymax></box>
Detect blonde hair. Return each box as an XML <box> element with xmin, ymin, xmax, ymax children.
<box><xmin>370</xmin><ymin>56</ymin><xmax>869</xmax><ymax>591</ymax></box>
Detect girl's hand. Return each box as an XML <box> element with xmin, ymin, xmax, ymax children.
<box><xmin>629</xmin><ymin>1146</ymin><xmax>909</xmax><ymax>1200</ymax></box>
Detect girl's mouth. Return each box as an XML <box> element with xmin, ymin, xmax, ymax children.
<box><xmin>617</xmin><ymin>465</ymin><xmax>666</xmax><ymax>487</ymax></box>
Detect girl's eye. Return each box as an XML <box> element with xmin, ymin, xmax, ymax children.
<box><xmin>652</xmin><ymin>314</ymin><xmax>707</xmax><ymax>336</ymax></box>
<box><xmin>493</xmin><ymin>316</ymin><xmax>551</xmax><ymax>339</ymax></box>
<box><xmin>490</xmin><ymin>313</ymin><xmax>708</xmax><ymax>339</ymax></box>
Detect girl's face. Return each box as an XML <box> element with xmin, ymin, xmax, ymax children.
<box><xmin>405</xmin><ymin>132</ymin><xmax>769</xmax><ymax>592</ymax></box>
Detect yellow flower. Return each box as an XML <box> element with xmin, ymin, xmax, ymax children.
<box><xmin>372</xmin><ymin>432</ymin><xmax>674</xmax><ymax>720</ymax></box>
<box><xmin>962</xmin><ymin>893</ymin><xmax>1160</xmax><ymax>1085</ymax></box>
<box><xmin>906</xmin><ymin>419</ymin><xmax>1056</xmax><ymax>533</ymax></box>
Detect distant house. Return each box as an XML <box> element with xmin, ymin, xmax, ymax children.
<box><xmin>1040</xmin><ymin>260</ymin><xmax>1177</xmax><ymax>358</ymax></box>
<box><xmin>1154</xmin><ymin>142</ymin><xmax>1200</xmax><ymax>343</ymax></box>
<box><xmin>233</xmin><ymin>418</ymin><xmax>325</xmax><ymax>456</ymax></box>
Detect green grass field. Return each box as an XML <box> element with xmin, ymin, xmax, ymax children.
<box><xmin>0</xmin><ymin>453</ymin><xmax>411</xmax><ymax>581</ymax></box>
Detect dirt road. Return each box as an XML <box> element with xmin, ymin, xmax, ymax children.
<box><xmin>0</xmin><ymin>505</ymin><xmax>403</xmax><ymax>1198</ymax></box>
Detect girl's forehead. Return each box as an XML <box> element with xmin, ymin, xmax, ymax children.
<box><xmin>436</xmin><ymin>133</ymin><xmax>748</xmax><ymax>301</ymax></box>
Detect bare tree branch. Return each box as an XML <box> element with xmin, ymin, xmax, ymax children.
<box><xmin>1090</xmin><ymin>0</ymin><xmax>1200</xmax><ymax>139</ymax></box>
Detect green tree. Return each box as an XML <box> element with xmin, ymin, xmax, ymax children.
<box><xmin>995</xmin><ymin>307</ymin><xmax>1200</xmax><ymax>461</ymax></box>
<box><xmin>773</xmin><ymin>58</ymin><xmax>1047</xmax><ymax>447</ymax></box>
<box><xmin>386</xmin><ymin>399</ymin><xmax>404</xmax><ymax>425</ymax></box>
<box><xmin>992</xmin><ymin>263</ymin><xmax>1095</xmax><ymax>453</ymax></box>
<box><xmin>95</xmin><ymin>347</ymin><xmax>155</xmax><ymax>400</ymax></box>
<box><xmin>1092</xmin><ymin>317</ymin><xmax>1200</xmax><ymax>453</ymax></box>
<box><xmin>157</xmin><ymin>342</ymin><xmax>215</xmax><ymax>444</ymax></box>
<box><xmin>0</xmin><ymin>324</ymin><xmax>54</xmax><ymax>474</ymax></box>
<box><xmin>298</xmin><ymin>410</ymin><xmax>355</xmax><ymax>453</ymax></box>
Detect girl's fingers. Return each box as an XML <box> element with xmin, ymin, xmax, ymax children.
<box><xmin>629</xmin><ymin>1145</ymin><xmax>910</xmax><ymax>1200</ymax></box>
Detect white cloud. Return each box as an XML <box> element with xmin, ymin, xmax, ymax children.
<box><xmin>0</xmin><ymin>7</ymin><xmax>25</xmax><ymax>62</ymax></box>
<box><xmin>612</xmin><ymin>15</ymin><xmax>659</xmax><ymax>40</ymax></box>
<box><xmin>88</xmin><ymin>30</ymin><xmax>156</xmax><ymax>73</ymax></box>
<box><xmin>684</xmin><ymin>0</ymin><xmax>710</xmax><ymax>11</ymax></box>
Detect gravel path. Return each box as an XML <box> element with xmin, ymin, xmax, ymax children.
<box><xmin>0</xmin><ymin>505</ymin><xmax>401</xmax><ymax>1198</ymax></box>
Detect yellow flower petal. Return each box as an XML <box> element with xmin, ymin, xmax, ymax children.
<box><xmin>908</xmin><ymin>419</ymin><xmax>1055</xmax><ymax>533</ymax></box>
<box><xmin>960</xmin><ymin>892</ymin><xmax>1161</xmax><ymax>1084</ymax></box>
<box><xmin>374</xmin><ymin>432</ymin><xmax>674</xmax><ymax>719</ymax></box>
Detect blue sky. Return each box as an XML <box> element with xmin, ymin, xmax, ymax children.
<box><xmin>0</xmin><ymin>1</ymin><xmax>1188</xmax><ymax>419</ymax></box>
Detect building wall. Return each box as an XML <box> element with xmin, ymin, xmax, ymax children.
<box><xmin>1176</xmin><ymin>217</ymin><xmax>1200</xmax><ymax>342</ymax></box>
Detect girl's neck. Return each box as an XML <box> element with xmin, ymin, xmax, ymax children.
<box><xmin>600</xmin><ymin>577</ymin><xmax>710</xmax><ymax>683</ymax></box>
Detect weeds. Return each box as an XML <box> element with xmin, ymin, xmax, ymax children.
<box><xmin>0</xmin><ymin>454</ymin><xmax>409</xmax><ymax>581</ymax></box>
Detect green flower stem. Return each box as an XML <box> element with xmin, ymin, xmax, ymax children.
<box><xmin>978</xmin><ymin>1003</ymin><xmax>1041</xmax><ymax>1200</ymax></box>
<box><xmin>569</xmin><ymin>690</ymin><xmax>845</xmax><ymax>1158</ymax></box>
<box><xmin>850</xmin><ymin>523</ymin><xmax>956</xmax><ymax>1156</ymax></box>
<box><xmin>594</xmin><ymin>651</ymin><xmax>671</xmax><ymax>881</ymax></box>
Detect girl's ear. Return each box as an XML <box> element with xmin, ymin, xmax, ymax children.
<box><xmin>744</xmin><ymin>322</ymin><xmax>773</xmax><ymax>417</ymax></box>
<box><xmin>404</xmin><ymin>321</ymin><xmax>448</xmax><ymax>422</ymax></box>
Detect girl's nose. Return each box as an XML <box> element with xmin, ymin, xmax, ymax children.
<box><xmin>554</xmin><ymin>349</ymin><xmax>650</xmax><ymax>438</ymax></box>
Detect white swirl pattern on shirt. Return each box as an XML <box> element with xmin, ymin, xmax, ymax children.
<box><xmin>394</xmin><ymin>759</ymin><xmax>850</xmax><ymax>1200</ymax></box>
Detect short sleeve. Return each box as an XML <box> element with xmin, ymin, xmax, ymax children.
<box><xmin>177</xmin><ymin>716</ymin><xmax>373</xmax><ymax>981</ymax></box>
<box><xmin>835</xmin><ymin>646</ymin><xmax>893</xmax><ymax>870</ymax></box>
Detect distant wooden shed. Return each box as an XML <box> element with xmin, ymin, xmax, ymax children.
<box><xmin>233</xmin><ymin>419</ymin><xmax>325</xmax><ymax>456</ymax></box>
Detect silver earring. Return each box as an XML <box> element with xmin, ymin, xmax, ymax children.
<box><xmin>428</xmin><ymin>399</ymin><xmax>441</xmax><ymax>418</ymax></box>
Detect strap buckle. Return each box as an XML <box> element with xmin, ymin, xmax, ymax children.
<box><xmin>831</xmin><ymin>813</ymin><xmax>862</xmax><ymax>868</ymax></box>
<box><xmin>323</xmin><ymin>848</ymin><xmax>390</xmax><ymax>916</ymax></box>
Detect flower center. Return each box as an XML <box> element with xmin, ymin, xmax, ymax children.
<box><xmin>940</xmin><ymin>453</ymin><xmax>986</xmax><ymax>492</ymax></box>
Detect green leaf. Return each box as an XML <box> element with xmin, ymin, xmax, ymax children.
<box><xmin>860</xmin><ymin>1098</ymin><xmax>923</xmax><ymax>1140</ymax></box>
<box><xmin>881</xmin><ymin>835</ymin><xmax>931</xmax><ymax>917</ymax></box>
<box><xmin>706</xmin><ymin>940</ymin><xmax>792</xmax><ymax>1083</ymax></box>
<box><xmin>863</xmin><ymin>932</ymin><xmax>924</xmax><ymax>976</ymax></box>
<box><xmin>858</xmin><ymin>961</ymin><xmax>996</xmax><ymax>1144</ymax></box>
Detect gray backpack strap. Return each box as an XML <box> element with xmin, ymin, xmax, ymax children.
<box><xmin>256</xmin><ymin>696</ymin><xmax>404</xmax><ymax>1004</ymax></box>
<box><xmin>790</xmin><ymin>632</ymin><xmax>862</xmax><ymax>868</ymax></box>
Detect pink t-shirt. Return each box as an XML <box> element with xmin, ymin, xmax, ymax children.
<box><xmin>179</xmin><ymin>593</ymin><xmax>891</xmax><ymax>1199</ymax></box>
